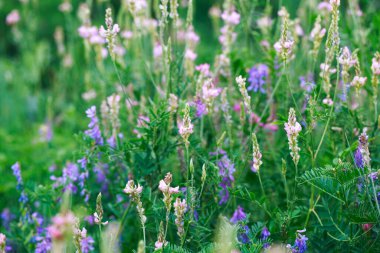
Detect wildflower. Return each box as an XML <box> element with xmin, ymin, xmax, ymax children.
<box><xmin>221</xmin><ymin>89</ymin><xmax>232</xmax><ymax>126</ymax></box>
<box><xmin>155</xmin><ymin>222</ymin><xmax>167</xmax><ymax>250</ymax></box>
<box><xmin>73</xmin><ymin>222</ymin><xmax>95</xmax><ymax>253</ymax></box>
<box><xmin>47</xmin><ymin>211</ymin><xmax>76</xmax><ymax>241</ymax></box>
<box><xmin>261</xmin><ymin>227</ymin><xmax>271</xmax><ymax>240</ymax></box>
<box><xmin>174</xmin><ymin>198</ymin><xmax>187</xmax><ymax>240</ymax></box>
<box><xmin>84</xmin><ymin>106</ymin><xmax>103</xmax><ymax>145</ymax></box>
<box><xmin>6</xmin><ymin>10</ymin><xmax>20</xmax><ymax>25</ymax></box>
<box><xmin>322</xmin><ymin>97</ymin><xmax>333</xmax><ymax>106</ymax></box>
<box><xmin>99</xmin><ymin>8</ymin><xmax>120</xmax><ymax>57</ymax></box>
<box><xmin>221</xmin><ymin>10</ymin><xmax>240</xmax><ymax>25</ymax></box>
<box><xmin>94</xmin><ymin>193</ymin><xmax>108</xmax><ymax>226</ymax></box>
<box><xmin>257</xmin><ymin>16</ymin><xmax>273</xmax><ymax>34</ymax></box>
<box><xmin>251</xmin><ymin>133</ymin><xmax>263</xmax><ymax>173</ymax></box>
<box><xmin>299</xmin><ymin>74</ymin><xmax>315</xmax><ymax>93</ymax></box>
<box><xmin>179</xmin><ymin>104</ymin><xmax>194</xmax><ymax>147</ymax></box>
<box><xmin>310</xmin><ymin>16</ymin><xmax>326</xmax><ymax>57</ymax></box>
<box><xmin>11</xmin><ymin>162</ymin><xmax>28</xmax><ymax>204</ymax></box>
<box><xmin>351</xmin><ymin>76</ymin><xmax>367</xmax><ymax>91</ymax></box>
<box><xmin>230</xmin><ymin>206</ymin><xmax>246</xmax><ymax>224</ymax></box>
<box><xmin>371</xmin><ymin>52</ymin><xmax>380</xmax><ymax>107</ymax></box>
<box><xmin>124</xmin><ymin>180</ymin><xmax>147</xmax><ymax>227</ymax></box>
<box><xmin>211</xmin><ymin>150</ymin><xmax>236</xmax><ymax>204</ymax></box>
<box><xmin>287</xmin><ymin>229</ymin><xmax>308</xmax><ymax>253</ymax></box>
<box><xmin>274</xmin><ymin>7</ymin><xmax>294</xmax><ymax>62</ymax></box>
<box><xmin>169</xmin><ymin>0</ymin><xmax>179</xmax><ymax>26</ymax></box>
<box><xmin>236</xmin><ymin>75</ymin><xmax>252</xmax><ymax>114</ymax></box>
<box><xmin>354</xmin><ymin>148</ymin><xmax>364</xmax><ymax>168</ymax></box>
<box><xmin>247</xmin><ymin>64</ymin><xmax>269</xmax><ymax>93</ymax></box>
<box><xmin>230</xmin><ymin>206</ymin><xmax>250</xmax><ymax>244</ymax></box>
<box><xmin>168</xmin><ymin>94</ymin><xmax>178</xmax><ymax>113</ymax></box>
<box><xmin>357</xmin><ymin>129</ymin><xmax>370</xmax><ymax>168</ymax></box>
<box><xmin>0</xmin><ymin>233</ymin><xmax>6</xmax><ymax>253</ymax></box>
<box><xmin>284</xmin><ymin>108</ymin><xmax>302</xmax><ymax>166</ymax></box>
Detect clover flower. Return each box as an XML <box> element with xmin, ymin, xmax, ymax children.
<box><xmin>284</xmin><ymin>108</ymin><xmax>302</xmax><ymax>166</ymax></box>
<box><xmin>99</xmin><ymin>8</ymin><xmax>120</xmax><ymax>57</ymax></box>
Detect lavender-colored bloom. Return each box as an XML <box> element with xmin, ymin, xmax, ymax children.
<box><xmin>214</xmin><ymin>151</ymin><xmax>235</xmax><ymax>205</ymax></box>
<box><xmin>261</xmin><ymin>226</ymin><xmax>271</xmax><ymax>240</ymax></box>
<box><xmin>289</xmin><ymin>229</ymin><xmax>308</xmax><ymax>253</ymax></box>
<box><xmin>1</xmin><ymin>209</ymin><xmax>14</xmax><ymax>230</ymax></box>
<box><xmin>354</xmin><ymin>148</ymin><xmax>364</xmax><ymax>169</ymax></box>
<box><xmin>11</xmin><ymin>162</ymin><xmax>28</xmax><ymax>204</ymax></box>
<box><xmin>230</xmin><ymin>206</ymin><xmax>247</xmax><ymax>224</ymax></box>
<box><xmin>239</xmin><ymin>225</ymin><xmax>250</xmax><ymax>244</ymax></box>
<box><xmin>77</xmin><ymin>157</ymin><xmax>87</xmax><ymax>169</ymax></box>
<box><xmin>85</xmin><ymin>106</ymin><xmax>104</xmax><ymax>145</ymax></box>
<box><xmin>247</xmin><ymin>64</ymin><xmax>269</xmax><ymax>93</ymax></box>
<box><xmin>81</xmin><ymin>236</ymin><xmax>95</xmax><ymax>253</ymax></box>
<box><xmin>11</xmin><ymin>162</ymin><xmax>23</xmax><ymax>190</ymax></box>
<box><xmin>192</xmin><ymin>98</ymin><xmax>207</xmax><ymax>118</ymax></box>
<box><xmin>299</xmin><ymin>74</ymin><xmax>315</xmax><ymax>93</ymax></box>
<box><xmin>35</xmin><ymin>236</ymin><xmax>52</xmax><ymax>253</ymax></box>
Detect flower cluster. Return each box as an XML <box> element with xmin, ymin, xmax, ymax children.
<box><xmin>124</xmin><ymin>180</ymin><xmax>147</xmax><ymax>226</ymax></box>
<box><xmin>174</xmin><ymin>198</ymin><xmax>187</xmax><ymax>240</ymax></box>
<box><xmin>251</xmin><ymin>133</ymin><xmax>263</xmax><ymax>173</ymax></box>
<box><xmin>85</xmin><ymin>106</ymin><xmax>104</xmax><ymax>145</ymax></box>
<box><xmin>247</xmin><ymin>64</ymin><xmax>269</xmax><ymax>94</ymax></box>
<box><xmin>236</xmin><ymin>76</ymin><xmax>252</xmax><ymax>114</ymax></box>
<box><xmin>284</xmin><ymin>108</ymin><xmax>302</xmax><ymax>166</ymax></box>
<box><xmin>179</xmin><ymin>104</ymin><xmax>194</xmax><ymax>147</ymax></box>
<box><xmin>99</xmin><ymin>8</ymin><xmax>120</xmax><ymax>56</ymax></box>
<box><xmin>11</xmin><ymin>162</ymin><xmax>28</xmax><ymax>204</ymax></box>
<box><xmin>274</xmin><ymin>7</ymin><xmax>294</xmax><ymax>62</ymax></box>
<box><xmin>230</xmin><ymin>206</ymin><xmax>250</xmax><ymax>244</ymax></box>
<box><xmin>287</xmin><ymin>229</ymin><xmax>308</xmax><ymax>253</ymax></box>
<box><xmin>47</xmin><ymin>211</ymin><xmax>76</xmax><ymax>241</ymax></box>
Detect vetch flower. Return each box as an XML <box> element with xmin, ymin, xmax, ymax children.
<box><xmin>247</xmin><ymin>64</ymin><xmax>269</xmax><ymax>93</ymax></box>
<box><xmin>230</xmin><ymin>206</ymin><xmax>246</xmax><ymax>224</ymax></box>
<box><xmin>84</xmin><ymin>106</ymin><xmax>104</xmax><ymax>145</ymax></box>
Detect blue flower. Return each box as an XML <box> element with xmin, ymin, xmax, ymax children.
<box><xmin>247</xmin><ymin>64</ymin><xmax>269</xmax><ymax>93</ymax></box>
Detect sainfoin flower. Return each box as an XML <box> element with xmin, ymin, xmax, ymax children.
<box><xmin>0</xmin><ymin>233</ymin><xmax>6</xmax><ymax>252</ymax></box>
<box><xmin>47</xmin><ymin>211</ymin><xmax>76</xmax><ymax>240</ymax></box>
<box><xmin>174</xmin><ymin>198</ymin><xmax>187</xmax><ymax>239</ymax></box>
<box><xmin>284</xmin><ymin>108</ymin><xmax>302</xmax><ymax>166</ymax></box>
<box><xmin>179</xmin><ymin>104</ymin><xmax>194</xmax><ymax>147</ymax></box>
<box><xmin>6</xmin><ymin>10</ymin><xmax>20</xmax><ymax>25</ymax></box>
<box><xmin>99</xmin><ymin>8</ymin><xmax>120</xmax><ymax>56</ymax></box>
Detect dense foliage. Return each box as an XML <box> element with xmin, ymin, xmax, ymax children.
<box><xmin>1</xmin><ymin>0</ymin><xmax>380</xmax><ymax>252</ymax></box>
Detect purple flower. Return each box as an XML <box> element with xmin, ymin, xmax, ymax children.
<box><xmin>238</xmin><ymin>225</ymin><xmax>250</xmax><ymax>244</ymax></box>
<box><xmin>84</xmin><ymin>106</ymin><xmax>104</xmax><ymax>145</ymax></box>
<box><xmin>354</xmin><ymin>148</ymin><xmax>364</xmax><ymax>169</ymax></box>
<box><xmin>211</xmin><ymin>150</ymin><xmax>235</xmax><ymax>205</ymax></box>
<box><xmin>261</xmin><ymin>226</ymin><xmax>271</xmax><ymax>240</ymax></box>
<box><xmin>1</xmin><ymin>209</ymin><xmax>14</xmax><ymax>230</ymax></box>
<box><xmin>77</xmin><ymin>157</ymin><xmax>88</xmax><ymax>169</ymax></box>
<box><xmin>247</xmin><ymin>64</ymin><xmax>269</xmax><ymax>93</ymax></box>
<box><xmin>192</xmin><ymin>98</ymin><xmax>207</xmax><ymax>118</ymax></box>
<box><xmin>11</xmin><ymin>162</ymin><xmax>28</xmax><ymax>204</ymax></box>
<box><xmin>230</xmin><ymin>206</ymin><xmax>247</xmax><ymax>224</ymax></box>
<box><xmin>299</xmin><ymin>74</ymin><xmax>315</xmax><ymax>93</ymax></box>
<box><xmin>289</xmin><ymin>229</ymin><xmax>308</xmax><ymax>253</ymax></box>
<box><xmin>81</xmin><ymin>235</ymin><xmax>95</xmax><ymax>253</ymax></box>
